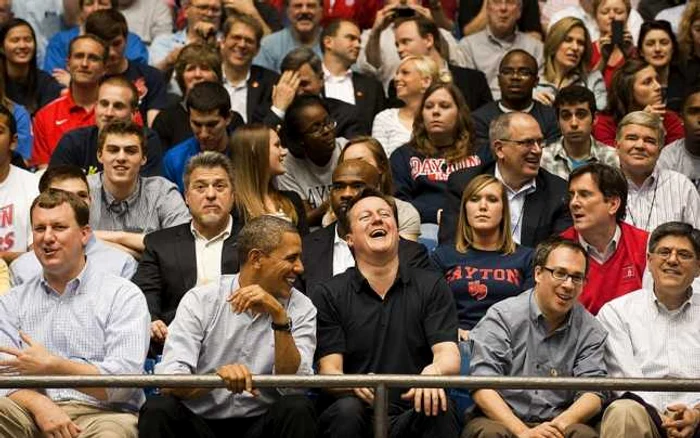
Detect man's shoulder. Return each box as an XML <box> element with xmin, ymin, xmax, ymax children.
<box><xmin>472</xmin><ymin>101</ymin><xmax>500</xmax><ymax>120</ymax></box>
<box><xmin>145</xmin><ymin>223</ymin><xmax>191</xmax><ymax>246</ymax></box>
<box><xmin>58</xmin><ymin>125</ymin><xmax>97</xmax><ymax>144</ymax></box>
<box><xmin>165</xmin><ymin>137</ymin><xmax>198</xmax><ymax>159</ymax></box>
<box><xmin>142</xmin><ymin>175</ymin><xmax>180</xmax><ymax>194</ymax></box>
<box><xmin>302</xmin><ymin>224</ymin><xmax>334</xmax><ymax>246</ymax></box>
<box><xmin>249</xmin><ymin>64</ymin><xmax>280</xmax><ymax>83</ymax></box>
<box><xmin>260</xmin><ymin>27</ymin><xmax>290</xmax><ymax>45</ymax></box>
<box><xmin>535</xmin><ymin>167</ymin><xmax>568</xmax><ymax>192</ymax></box>
<box><xmin>447</xmin><ymin>161</ymin><xmax>493</xmax><ymax>190</ymax></box>
<box><xmin>34</xmin><ymin>94</ymin><xmax>71</xmax><ymax>118</ymax></box>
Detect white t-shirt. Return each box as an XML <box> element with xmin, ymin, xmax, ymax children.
<box><xmin>372</xmin><ymin>108</ymin><xmax>412</xmax><ymax>158</ymax></box>
<box><xmin>0</xmin><ymin>166</ymin><xmax>39</xmax><ymax>252</ymax></box>
<box><xmin>277</xmin><ymin>141</ymin><xmax>344</xmax><ymax>209</ymax></box>
<box><xmin>657</xmin><ymin>139</ymin><xmax>700</xmax><ymax>191</ymax></box>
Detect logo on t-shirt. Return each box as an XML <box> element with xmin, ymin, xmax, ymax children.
<box><xmin>409</xmin><ymin>156</ymin><xmax>481</xmax><ymax>182</ymax></box>
<box><xmin>0</xmin><ymin>204</ymin><xmax>15</xmax><ymax>251</ymax></box>
<box><xmin>621</xmin><ymin>264</ymin><xmax>637</xmax><ymax>281</ymax></box>
<box><xmin>468</xmin><ymin>281</ymin><xmax>488</xmax><ymax>300</ymax></box>
<box><xmin>133</xmin><ymin>77</ymin><xmax>148</xmax><ymax>104</ymax></box>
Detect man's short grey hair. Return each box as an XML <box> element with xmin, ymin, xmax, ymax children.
<box><xmin>615</xmin><ymin>111</ymin><xmax>666</xmax><ymax>147</ymax></box>
<box><xmin>280</xmin><ymin>47</ymin><xmax>322</xmax><ymax>77</ymax></box>
<box><xmin>488</xmin><ymin>112</ymin><xmax>529</xmax><ymax>152</ymax></box>
<box><xmin>488</xmin><ymin>0</ymin><xmax>523</xmax><ymax>9</ymax></box>
<box><xmin>237</xmin><ymin>216</ymin><xmax>299</xmax><ymax>263</ymax></box>
<box><xmin>183</xmin><ymin>151</ymin><xmax>235</xmax><ymax>189</ymax></box>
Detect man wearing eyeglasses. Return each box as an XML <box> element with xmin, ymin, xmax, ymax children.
<box><xmin>459</xmin><ymin>0</ymin><xmax>543</xmax><ymax>100</ymax></box>
<box><xmin>464</xmin><ymin>236</ymin><xmax>607</xmax><ymax>438</ymax></box>
<box><xmin>440</xmin><ymin>112</ymin><xmax>571</xmax><ymax>249</ymax></box>
<box><xmin>470</xmin><ymin>49</ymin><xmax>560</xmax><ymax>152</ymax></box>
<box><xmin>598</xmin><ymin>221</ymin><xmax>700</xmax><ymax>438</ymax></box>
<box><xmin>561</xmin><ymin>162</ymin><xmax>649</xmax><ymax>315</ymax></box>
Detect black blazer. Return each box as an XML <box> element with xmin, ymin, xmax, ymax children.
<box><xmin>322</xmin><ymin>72</ymin><xmax>386</xmax><ymax>135</ymax></box>
<box><xmin>299</xmin><ymin>223</ymin><xmax>432</xmax><ymax>294</ymax></box>
<box><xmin>248</xmin><ymin>65</ymin><xmax>279</xmax><ymax>124</ymax></box>
<box><xmin>133</xmin><ymin>222</ymin><xmax>240</xmax><ymax>325</ymax></box>
<box><xmin>388</xmin><ymin>64</ymin><xmax>493</xmax><ymax>112</ymax></box>
<box><xmin>438</xmin><ymin>162</ymin><xmax>572</xmax><ymax>248</ymax></box>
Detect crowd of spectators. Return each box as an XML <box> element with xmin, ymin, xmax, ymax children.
<box><xmin>0</xmin><ymin>0</ymin><xmax>700</xmax><ymax>437</ymax></box>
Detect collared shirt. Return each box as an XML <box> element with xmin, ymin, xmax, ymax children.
<box><xmin>540</xmin><ymin>136</ymin><xmax>619</xmax><ymax>180</ymax></box>
<box><xmin>657</xmin><ymin>139</ymin><xmax>700</xmax><ymax>190</ymax></box>
<box><xmin>88</xmin><ymin>173</ymin><xmax>191</xmax><ymax>234</ymax></box>
<box><xmin>156</xmin><ymin>274</ymin><xmax>317</xmax><ymax>419</ymax></box>
<box><xmin>223</xmin><ymin>69</ymin><xmax>251</xmax><ymax>123</ymax></box>
<box><xmin>191</xmin><ymin>216</ymin><xmax>233</xmax><ymax>286</ymax></box>
<box><xmin>332</xmin><ymin>224</ymin><xmax>354</xmax><ymax>276</ymax></box>
<box><xmin>312</xmin><ymin>263</ymin><xmax>458</xmax><ymax>404</ymax></box>
<box><xmin>253</xmin><ymin>28</ymin><xmax>323</xmax><ymax>73</ymax></box>
<box><xmin>0</xmin><ymin>261</ymin><xmax>150</xmax><ymax>411</ymax></box>
<box><xmin>32</xmin><ymin>91</ymin><xmax>96</xmax><ymax>165</ymax></box>
<box><xmin>495</xmin><ymin>164</ymin><xmax>536</xmax><ymax>244</ymax></box>
<box><xmin>625</xmin><ymin>168</ymin><xmax>700</xmax><ymax>232</ymax></box>
<box><xmin>469</xmin><ymin>289</ymin><xmax>608</xmax><ymax>422</ymax></box>
<box><xmin>323</xmin><ymin>63</ymin><xmax>355</xmax><ymax>105</ymax></box>
<box><xmin>459</xmin><ymin>27</ymin><xmax>544</xmax><ymax>100</ymax></box>
<box><xmin>579</xmin><ymin>225</ymin><xmax>621</xmax><ymax>265</ymax></box>
<box><xmin>597</xmin><ymin>286</ymin><xmax>700</xmax><ymax>411</ymax></box>
<box><xmin>10</xmin><ymin>234</ymin><xmax>138</xmax><ymax>286</ymax></box>
<box><xmin>149</xmin><ymin>28</ymin><xmax>188</xmax><ymax>95</ymax></box>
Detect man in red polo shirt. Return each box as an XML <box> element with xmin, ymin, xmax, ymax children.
<box><xmin>561</xmin><ymin>162</ymin><xmax>649</xmax><ymax>315</ymax></box>
<box><xmin>32</xmin><ymin>34</ymin><xmax>107</xmax><ymax>168</ymax></box>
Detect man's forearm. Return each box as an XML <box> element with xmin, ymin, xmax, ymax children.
<box><xmin>432</xmin><ymin>344</ymin><xmax>460</xmax><ymax>376</ymax></box>
<box><xmin>473</xmin><ymin>389</ymin><xmax>529</xmax><ymax>435</ymax></box>
<box><xmin>94</xmin><ymin>231</ymin><xmax>145</xmax><ymax>253</ymax></box>
<box><xmin>365</xmin><ymin>31</ymin><xmax>384</xmax><ymax>70</ymax></box>
<box><xmin>272</xmin><ymin>310</ymin><xmax>301</xmax><ymax>374</ymax></box>
<box><xmin>553</xmin><ymin>393</ymin><xmax>602</xmax><ymax>430</ymax></box>
<box><xmin>9</xmin><ymin>390</ymin><xmax>58</xmax><ymax>416</ymax></box>
<box><xmin>49</xmin><ymin>357</ymin><xmax>107</xmax><ymax>400</ymax></box>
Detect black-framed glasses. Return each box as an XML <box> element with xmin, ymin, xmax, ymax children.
<box><xmin>498</xmin><ymin>138</ymin><xmax>544</xmax><ymax>148</ymax></box>
<box><xmin>542</xmin><ymin>267</ymin><xmax>586</xmax><ymax>285</ymax></box>
<box><xmin>651</xmin><ymin>248</ymin><xmax>696</xmax><ymax>263</ymax></box>
<box><xmin>498</xmin><ymin>68</ymin><xmax>535</xmax><ymax>78</ymax></box>
<box><xmin>302</xmin><ymin>117</ymin><xmax>337</xmax><ymax>137</ymax></box>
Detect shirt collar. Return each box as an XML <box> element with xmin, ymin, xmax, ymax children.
<box><xmin>41</xmin><ymin>260</ymin><xmax>90</xmax><ymax>297</ymax></box>
<box><xmin>190</xmin><ymin>215</ymin><xmax>233</xmax><ymax>242</ymax></box>
<box><xmin>349</xmin><ymin>255</ymin><xmax>411</xmax><ymax>294</ymax></box>
<box><xmin>223</xmin><ymin>67</ymin><xmax>251</xmax><ymax>89</ymax></box>
<box><xmin>498</xmin><ymin>100</ymin><xmax>535</xmax><ymax>114</ymax></box>
<box><xmin>627</xmin><ymin>167</ymin><xmax>660</xmax><ymax>191</ymax></box>
<box><xmin>529</xmin><ymin>288</ymin><xmax>574</xmax><ymax>332</ymax></box>
<box><xmin>552</xmin><ymin>136</ymin><xmax>600</xmax><ymax>162</ymax></box>
<box><xmin>333</xmin><ymin>223</ymin><xmax>348</xmax><ymax>246</ymax></box>
<box><xmin>578</xmin><ymin>224</ymin><xmax>621</xmax><ymax>257</ymax></box>
<box><xmin>485</xmin><ymin>26</ymin><xmax>518</xmax><ymax>45</ymax></box>
<box><xmin>494</xmin><ymin>163</ymin><xmax>537</xmax><ymax>195</ymax></box>
<box><xmin>99</xmin><ymin>172</ymin><xmax>142</xmax><ymax>212</ymax></box>
<box><xmin>647</xmin><ymin>285</ymin><xmax>697</xmax><ymax>315</ymax></box>
<box><xmin>323</xmin><ymin>63</ymin><xmax>353</xmax><ymax>81</ymax></box>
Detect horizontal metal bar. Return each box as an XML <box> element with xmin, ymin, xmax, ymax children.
<box><xmin>1</xmin><ymin>375</ymin><xmax>700</xmax><ymax>392</ymax></box>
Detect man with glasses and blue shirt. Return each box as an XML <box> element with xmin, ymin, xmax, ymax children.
<box><xmin>464</xmin><ymin>236</ymin><xmax>607</xmax><ymax>438</ymax></box>
<box><xmin>440</xmin><ymin>112</ymin><xmax>571</xmax><ymax>250</ymax></box>
<box><xmin>561</xmin><ymin>163</ymin><xmax>649</xmax><ymax>315</ymax></box>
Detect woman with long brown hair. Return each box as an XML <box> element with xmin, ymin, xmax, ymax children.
<box><xmin>231</xmin><ymin>124</ymin><xmax>308</xmax><ymax>235</ymax></box>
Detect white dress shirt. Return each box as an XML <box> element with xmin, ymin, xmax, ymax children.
<box><xmin>597</xmin><ymin>286</ymin><xmax>700</xmax><ymax>411</ymax></box>
<box><xmin>495</xmin><ymin>164</ymin><xmax>536</xmax><ymax>244</ymax></box>
<box><xmin>223</xmin><ymin>69</ymin><xmax>251</xmax><ymax>123</ymax></box>
<box><xmin>191</xmin><ymin>216</ymin><xmax>233</xmax><ymax>286</ymax></box>
<box><xmin>323</xmin><ymin>64</ymin><xmax>356</xmax><ymax>105</ymax></box>
<box><xmin>332</xmin><ymin>225</ymin><xmax>355</xmax><ymax>276</ymax></box>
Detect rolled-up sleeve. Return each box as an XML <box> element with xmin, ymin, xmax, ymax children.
<box><xmin>156</xmin><ymin>291</ymin><xmax>205</xmax><ymax>376</ymax></box>
<box><xmin>469</xmin><ymin>307</ymin><xmax>512</xmax><ymax>377</ymax></box>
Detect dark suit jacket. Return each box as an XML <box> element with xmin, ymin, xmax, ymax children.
<box><xmin>299</xmin><ymin>223</ymin><xmax>432</xmax><ymax>294</ymax></box>
<box><xmin>323</xmin><ymin>72</ymin><xmax>386</xmax><ymax>135</ymax></box>
<box><xmin>438</xmin><ymin>162</ymin><xmax>572</xmax><ymax>248</ymax></box>
<box><xmin>248</xmin><ymin>65</ymin><xmax>279</xmax><ymax>124</ymax></box>
<box><xmin>388</xmin><ymin>64</ymin><xmax>493</xmax><ymax>112</ymax></box>
<box><xmin>132</xmin><ymin>222</ymin><xmax>240</xmax><ymax>325</ymax></box>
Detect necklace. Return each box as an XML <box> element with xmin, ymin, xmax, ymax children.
<box><xmin>626</xmin><ymin>176</ymin><xmax>658</xmax><ymax>230</ymax></box>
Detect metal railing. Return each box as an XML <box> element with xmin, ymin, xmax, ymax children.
<box><xmin>3</xmin><ymin>375</ymin><xmax>700</xmax><ymax>438</ymax></box>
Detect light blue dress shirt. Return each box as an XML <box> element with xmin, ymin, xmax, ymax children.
<box><xmin>0</xmin><ymin>261</ymin><xmax>150</xmax><ymax>411</ymax></box>
<box><xmin>253</xmin><ymin>28</ymin><xmax>322</xmax><ymax>73</ymax></box>
<box><xmin>156</xmin><ymin>274</ymin><xmax>317</xmax><ymax>419</ymax></box>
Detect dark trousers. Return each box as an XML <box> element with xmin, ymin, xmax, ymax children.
<box><xmin>318</xmin><ymin>395</ymin><xmax>462</xmax><ymax>438</ymax></box>
<box><xmin>138</xmin><ymin>394</ymin><xmax>317</xmax><ymax>438</ymax></box>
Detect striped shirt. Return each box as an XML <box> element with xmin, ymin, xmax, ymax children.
<box><xmin>624</xmin><ymin>168</ymin><xmax>700</xmax><ymax>232</ymax></box>
<box><xmin>597</xmin><ymin>287</ymin><xmax>700</xmax><ymax>410</ymax></box>
<box><xmin>541</xmin><ymin>136</ymin><xmax>619</xmax><ymax>181</ymax></box>
<box><xmin>88</xmin><ymin>173</ymin><xmax>191</xmax><ymax>234</ymax></box>
<box><xmin>0</xmin><ymin>261</ymin><xmax>150</xmax><ymax>411</ymax></box>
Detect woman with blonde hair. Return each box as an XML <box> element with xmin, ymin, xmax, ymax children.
<box><xmin>535</xmin><ymin>17</ymin><xmax>607</xmax><ymax>109</ymax></box>
<box><xmin>231</xmin><ymin>124</ymin><xmax>308</xmax><ymax>235</ymax></box>
<box><xmin>371</xmin><ymin>55</ymin><xmax>442</xmax><ymax>157</ymax></box>
<box><xmin>432</xmin><ymin>174</ymin><xmax>533</xmax><ymax>339</ymax></box>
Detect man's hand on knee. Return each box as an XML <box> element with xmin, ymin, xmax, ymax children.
<box><xmin>34</xmin><ymin>401</ymin><xmax>81</xmax><ymax>438</ymax></box>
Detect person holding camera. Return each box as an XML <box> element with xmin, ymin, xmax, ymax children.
<box><xmin>590</xmin><ymin>0</ymin><xmax>636</xmax><ymax>90</ymax></box>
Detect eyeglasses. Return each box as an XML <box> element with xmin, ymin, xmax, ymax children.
<box><xmin>542</xmin><ymin>267</ymin><xmax>586</xmax><ymax>285</ymax></box>
<box><xmin>498</xmin><ymin>138</ymin><xmax>544</xmax><ymax>148</ymax></box>
<box><xmin>499</xmin><ymin>68</ymin><xmax>535</xmax><ymax>78</ymax></box>
<box><xmin>302</xmin><ymin>117</ymin><xmax>337</xmax><ymax>137</ymax></box>
<box><xmin>652</xmin><ymin>248</ymin><xmax>696</xmax><ymax>263</ymax></box>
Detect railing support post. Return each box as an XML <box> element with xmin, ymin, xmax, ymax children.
<box><xmin>374</xmin><ymin>383</ymin><xmax>388</xmax><ymax>438</ymax></box>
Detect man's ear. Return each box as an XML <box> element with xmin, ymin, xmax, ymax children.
<box><xmin>247</xmin><ymin>248</ymin><xmax>265</xmax><ymax>269</ymax></box>
<box><xmin>9</xmin><ymin>134</ymin><xmax>17</xmax><ymax>152</ymax></box>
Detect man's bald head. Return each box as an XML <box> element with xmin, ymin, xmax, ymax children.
<box><xmin>330</xmin><ymin>159</ymin><xmax>381</xmax><ymax>218</ymax></box>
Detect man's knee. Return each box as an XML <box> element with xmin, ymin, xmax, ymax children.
<box><xmin>0</xmin><ymin>396</ymin><xmax>37</xmax><ymax>437</ymax></box>
<box><xmin>461</xmin><ymin>416</ymin><xmax>512</xmax><ymax>438</ymax></box>
<box><xmin>601</xmin><ymin>399</ymin><xmax>657</xmax><ymax>438</ymax></box>
<box><xmin>76</xmin><ymin>412</ymin><xmax>138</xmax><ymax>438</ymax></box>
<box><xmin>139</xmin><ymin>394</ymin><xmax>184</xmax><ymax>425</ymax></box>
<box><xmin>603</xmin><ymin>399</ymin><xmax>649</xmax><ymax>424</ymax></box>
<box><xmin>330</xmin><ymin>396</ymin><xmax>366</xmax><ymax>419</ymax></box>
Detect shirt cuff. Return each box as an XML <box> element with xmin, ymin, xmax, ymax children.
<box><xmin>271</xmin><ymin>106</ymin><xmax>285</xmax><ymax>120</ymax></box>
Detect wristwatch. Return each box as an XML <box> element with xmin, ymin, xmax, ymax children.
<box><xmin>271</xmin><ymin>318</ymin><xmax>292</xmax><ymax>333</ymax></box>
